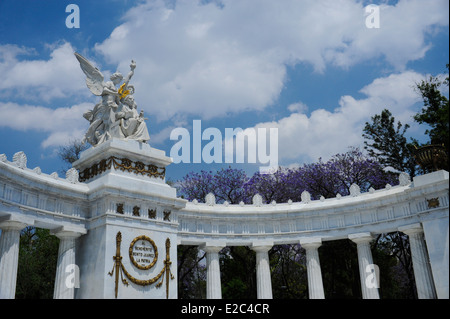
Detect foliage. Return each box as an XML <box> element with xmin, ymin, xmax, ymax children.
<box><xmin>319</xmin><ymin>240</ymin><xmax>361</xmax><ymax>299</ymax></box>
<box><xmin>270</xmin><ymin>244</ymin><xmax>307</xmax><ymax>299</ymax></box>
<box><xmin>220</xmin><ymin>246</ymin><xmax>256</xmax><ymax>299</ymax></box>
<box><xmin>177</xmin><ymin>246</ymin><xmax>206</xmax><ymax>299</ymax></box>
<box><xmin>373</xmin><ymin>232</ymin><xmax>417</xmax><ymax>299</ymax></box>
<box><xmin>414</xmin><ymin>64</ymin><xmax>449</xmax><ymax>148</ymax></box>
<box><xmin>178</xmin><ymin>167</ymin><xmax>249</xmax><ymax>204</ymax></box>
<box><xmin>245</xmin><ymin>147</ymin><xmax>398</xmax><ymax>202</ymax></box>
<box><xmin>413</xmin><ymin>64</ymin><xmax>449</xmax><ymax>170</ymax></box>
<box><xmin>179</xmin><ymin>148</ymin><xmax>397</xmax><ymax>205</ymax></box>
<box><xmin>363</xmin><ymin>109</ymin><xmax>417</xmax><ymax>176</ymax></box>
<box><xmin>15</xmin><ymin>227</ymin><xmax>60</xmax><ymax>299</ymax></box>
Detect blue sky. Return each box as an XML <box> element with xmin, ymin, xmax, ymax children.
<box><xmin>0</xmin><ymin>0</ymin><xmax>448</xmax><ymax>181</ymax></box>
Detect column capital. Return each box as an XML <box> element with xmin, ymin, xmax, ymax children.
<box><xmin>0</xmin><ymin>220</ymin><xmax>28</xmax><ymax>231</ymax></box>
<box><xmin>348</xmin><ymin>232</ymin><xmax>374</xmax><ymax>244</ymax></box>
<box><xmin>50</xmin><ymin>226</ymin><xmax>86</xmax><ymax>239</ymax></box>
<box><xmin>201</xmin><ymin>243</ymin><xmax>225</xmax><ymax>254</ymax></box>
<box><xmin>251</xmin><ymin>241</ymin><xmax>273</xmax><ymax>253</ymax></box>
<box><xmin>300</xmin><ymin>237</ymin><xmax>322</xmax><ymax>249</ymax></box>
<box><xmin>0</xmin><ymin>215</ymin><xmax>31</xmax><ymax>231</ymax></box>
<box><xmin>398</xmin><ymin>223</ymin><xmax>423</xmax><ymax>236</ymax></box>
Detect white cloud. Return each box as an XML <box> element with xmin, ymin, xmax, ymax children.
<box><xmin>287</xmin><ymin>102</ymin><xmax>308</xmax><ymax>113</ymax></box>
<box><xmin>0</xmin><ymin>42</ymin><xmax>87</xmax><ymax>101</ymax></box>
<box><xmin>94</xmin><ymin>0</ymin><xmax>448</xmax><ymax>121</ymax></box>
<box><xmin>0</xmin><ymin>102</ymin><xmax>89</xmax><ymax>148</ymax></box>
<box><xmin>0</xmin><ymin>0</ymin><xmax>446</xmax><ymax>159</ymax></box>
<box><xmin>330</xmin><ymin>0</ymin><xmax>449</xmax><ymax>68</ymax></box>
<box><xmin>245</xmin><ymin>71</ymin><xmax>426</xmax><ymax>164</ymax></box>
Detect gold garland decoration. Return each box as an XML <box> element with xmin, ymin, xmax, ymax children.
<box><xmin>108</xmin><ymin>232</ymin><xmax>174</xmax><ymax>299</ymax></box>
<box><xmin>79</xmin><ymin>156</ymin><xmax>165</xmax><ymax>182</ymax></box>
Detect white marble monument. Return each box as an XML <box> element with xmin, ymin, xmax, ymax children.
<box><xmin>0</xmin><ymin>53</ymin><xmax>448</xmax><ymax>299</ymax></box>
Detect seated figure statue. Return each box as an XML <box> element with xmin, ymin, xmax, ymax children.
<box><xmin>116</xmin><ymin>94</ymin><xmax>150</xmax><ymax>143</ymax></box>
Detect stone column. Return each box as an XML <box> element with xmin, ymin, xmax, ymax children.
<box><xmin>399</xmin><ymin>223</ymin><xmax>437</xmax><ymax>299</ymax></box>
<box><xmin>349</xmin><ymin>232</ymin><xmax>380</xmax><ymax>299</ymax></box>
<box><xmin>202</xmin><ymin>245</ymin><xmax>224</xmax><ymax>299</ymax></box>
<box><xmin>0</xmin><ymin>220</ymin><xmax>27</xmax><ymax>299</ymax></box>
<box><xmin>300</xmin><ymin>238</ymin><xmax>325</xmax><ymax>299</ymax></box>
<box><xmin>52</xmin><ymin>230</ymin><xmax>82</xmax><ymax>299</ymax></box>
<box><xmin>252</xmin><ymin>245</ymin><xmax>273</xmax><ymax>299</ymax></box>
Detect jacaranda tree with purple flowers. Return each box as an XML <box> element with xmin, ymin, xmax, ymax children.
<box><xmin>176</xmin><ymin>147</ymin><xmax>411</xmax><ymax>299</ymax></box>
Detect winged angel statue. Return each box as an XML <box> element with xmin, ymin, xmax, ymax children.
<box><xmin>75</xmin><ymin>53</ymin><xmax>150</xmax><ymax>146</ymax></box>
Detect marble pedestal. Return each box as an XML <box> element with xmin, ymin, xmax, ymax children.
<box><xmin>73</xmin><ymin>139</ymin><xmax>186</xmax><ymax>299</ymax></box>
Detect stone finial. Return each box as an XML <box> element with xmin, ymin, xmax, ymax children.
<box><xmin>399</xmin><ymin>172</ymin><xmax>411</xmax><ymax>186</ymax></box>
<box><xmin>301</xmin><ymin>190</ymin><xmax>311</xmax><ymax>204</ymax></box>
<box><xmin>66</xmin><ymin>168</ymin><xmax>79</xmax><ymax>184</ymax></box>
<box><xmin>349</xmin><ymin>184</ymin><xmax>361</xmax><ymax>197</ymax></box>
<box><xmin>205</xmin><ymin>193</ymin><xmax>216</xmax><ymax>206</ymax></box>
<box><xmin>252</xmin><ymin>194</ymin><xmax>263</xmax><ymax>207</ymax></box>
<box><xmin>13</xmin><ymin>151</ymin><xmax>27</xmax><ymax>169</ymax></box>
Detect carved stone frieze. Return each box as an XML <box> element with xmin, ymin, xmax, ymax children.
<box><xmin>78</xmin><ymin>156</ymin><xmax>165</xmax><ymax>182</ymax></box>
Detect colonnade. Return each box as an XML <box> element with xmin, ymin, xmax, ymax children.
<box><xmin>200</xmin><ymin>224</ymin><xmax>437</xmax><ymax>299</ymax></box>
<box><xmin>0</xmin><ymin>221</ymin><xmax>440</xmax><ymax>299</ymax></box>
<box><xmin>0</xmin><ymin>218</ymin><xmax>84</xmax><ymax>299</ymax></box>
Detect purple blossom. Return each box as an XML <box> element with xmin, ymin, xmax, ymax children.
<box><xmin>178</xmin><ymin>147</ymin><xmax>398</xmax><ymax>204</ymax></box>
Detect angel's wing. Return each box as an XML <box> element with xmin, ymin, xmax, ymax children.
<box><xmin>74</xmin><ymin>53</ymin><xmax>104</xmax><ymax>96</ymax></box>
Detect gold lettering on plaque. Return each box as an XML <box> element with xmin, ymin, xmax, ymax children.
<box><xmin>129</xmin><ymin>235</ymin><xmax>158</xmax><ymax>270</ymax></box>
<box><xmin>108</xmin><ymin>232</ymin><xmax>175</xmax><ymax>299</ymax></box>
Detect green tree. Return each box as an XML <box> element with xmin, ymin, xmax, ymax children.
<box><xmin>220</xmin><ymin>246</ymin><xmax>256</xmax><ymax>299</ymax></box>
<box><xmin>15</xmin><ymin>227</ymin><xmax>59</xmax><ymax>299</ymax></box>
<box><xmin>373</xmin><ymin>232</ymin><xmax>417</xmax><ymax>299</ymax></box>
<box><xmin>414</xmin><ymin>64</ymin><xmax>449</xmax><ymax>170</ymax></box>
<box><xmin>319</xmin><ymin>240</ymin><xmax>361</xmax><ymax>299</ymax></box>
<box><xmin>270</xmin><ymin>244</ymin><xmax>308</xmax><ymax>299</ymax></box>
<box><xmin>363</xmin><ymin>109</ymin><xmax>417</xmax><ymax>176</ymax></box>
<box><xmin>177</xmin><ymin>245</ymin><xmax>206</xmax><ymax>299</ymax></box>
